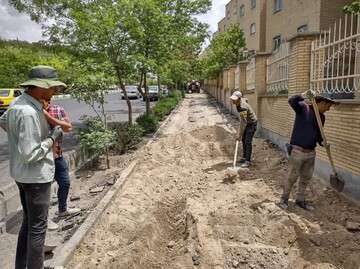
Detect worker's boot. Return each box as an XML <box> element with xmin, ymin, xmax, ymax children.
<box><xmin>239</xmin><ymin>158</ymin><xmax>246</xmax><ymax>164</ymax></box>
<box><xmin>295</xmin><ymin>200</ymin><xmax>314</xmax><ymax>211</ymax></box>
<box><xmin>278</xmin><ymin>198</ymin><xmax>289</xmax><ymax>210</ymax></box>
<box><xmin>240</xmin><ymin>161</ymin><xmax>250</xmax><ymax>168</ymax></box>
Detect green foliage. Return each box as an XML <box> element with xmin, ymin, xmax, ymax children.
<box><xmin>79</xmin><ymin>117</ymin><xmax>116</xmax><ymax>154</ymax></box>
<box><xmin>344</xmin><ymin>1</ymin><xmax>360</xmax><ymax>13</ymax></box>
<box><xmin>153</xmin><ymin>95</ymin><xmax>179</xmax><ymax>120</ymax></box>
<box><xmin>115</xmin><ymin>123</ymin><xmax>144</xmax><ymax>153</ymax></box>
<box><xmin>0</xmin><ymin>40</ymin><xmax>74</xmax><ymax>88</ymax></box>
<box><xmin>136</xmin><ymin>114</ymin><xmax>159</xmax><ymax>134</ymax></box>
<box><xmin>200</xmin><ymin>24</ymin><xmax>246</xmax><ymax>79</ymax></box>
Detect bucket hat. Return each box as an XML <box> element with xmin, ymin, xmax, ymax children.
<box><xmin>315</xmin><ymin>93</ymin><xmax>339</xmax><ymax>105</ymax></box>
<box><xmin>230</xmin><ymin>90</ymin><xmax>243</xmax><ymax>101</ymax></box>
<box><xmin>20</xmin><ymin>65</ymin><xmax>67</xmax><ymax>89</ymax></box>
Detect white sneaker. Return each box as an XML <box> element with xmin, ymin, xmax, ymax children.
<box><xmin>58</xmin><ymin>207</ymin><xmax>81</xmax><ymax>218</ymax></box>
<box><xmin>47</xmin><ymin>219</ymin><xmax>59</xmax><ymax>231</ymax></box>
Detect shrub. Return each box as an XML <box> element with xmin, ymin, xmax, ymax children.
<box><xmin>115</xmin><ymin>123</ymin><xmax>144</xmax><ymax>153</ymax></box>
<box><xmin>153</xmin><ymin>90</ymin><xmax>182</xmax><ymax>120</ymax></box>
<box><xmin>136</xmin><ymin>114</ymin><xmax>159</xmax><ymax>134</ymax></box>
<box><xmin>79</xmin><ymin>117</ymin><xmax>116</xmax><ymax>154</ymax></box>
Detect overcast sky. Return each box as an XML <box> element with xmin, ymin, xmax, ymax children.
<box><xmin>0</xmin><ymin>0</ymin><xmax>226</xmax><ymax>42</ymax></box>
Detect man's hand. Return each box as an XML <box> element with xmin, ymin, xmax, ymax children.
<box><xmin>40</xmin><ymin>99</ymin><xmax>50</xmax><ymax>111</ymax></box>
<box><xmin>48</xmin><ymin>125</ymin><xmax>63</xmax><ymax>142</ymax></box>
<box><xmin>302</xmin><ymin>89</ymin><xmax>316</xmax><ymax>100</ymax></box>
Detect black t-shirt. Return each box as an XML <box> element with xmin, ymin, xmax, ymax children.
<box><xmin>289</xmin><ymin>95</ymin><xmax>324</xmax><ymax>150</ymax></box>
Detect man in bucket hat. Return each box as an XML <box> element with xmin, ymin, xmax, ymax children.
<box><xmin>0</xmin><ymin>65</ymin><xmax>65</xmax><ymax>269</ymax></box>
<box><xmin>230</xmin><ymin>90</ymin><xmax>258</xmax><ymax>168</ymax></box>
<box><xmin>278</xmin><ymin>90</ymin><xmax>338</xmax><ymax>211</ymax></box>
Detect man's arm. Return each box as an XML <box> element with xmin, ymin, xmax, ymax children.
<box><xmin>13</xmin><ymin>112</ymin><xmax>53</xmax><ymax>164</ymax></box>
<box><xmin>288</xmin><ymin>94</ymin><xmax>306</xmax><ymax>114</ymax></box>
<box><xmin>43</xmin><ymin>109</ymin><xmax>72</xmax><ymax>132</ymax></box>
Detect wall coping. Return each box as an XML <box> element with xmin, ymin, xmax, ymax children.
<box><xmin>288</xmin><ymin>32</ymin><xmax>320</xmax><ymax>42</ymax></box>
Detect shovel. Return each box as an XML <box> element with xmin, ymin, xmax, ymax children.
<box><xmin>311</xmin><ymin>98</ymin><xmax>345</xmax><ymax>192</ymax></box>
<box><xmin>226</xmin><ymin>140</ymin><xmax>248</xmax><ymax>176</ymax></box>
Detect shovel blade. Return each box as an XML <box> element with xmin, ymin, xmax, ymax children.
<box><xmin>330</xmin><ymin>174</ymin><xmax>345</xmax><ymax>192</ymax></box>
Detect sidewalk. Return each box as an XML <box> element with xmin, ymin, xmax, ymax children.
<box><xmin>67</xmin><ymin>93</ymin><xmax>360</xmax><ymax>268</ymax></box>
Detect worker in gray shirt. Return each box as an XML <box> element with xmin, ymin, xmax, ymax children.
<box><xmin>0</xmin><ymin>66</ymin><xmax>65</xmax><ymax>269</ymax></box>
<box><xmin>230</xmin><ymin>91</ymin><xmax>258</xmax><ymax>168</ymax></box>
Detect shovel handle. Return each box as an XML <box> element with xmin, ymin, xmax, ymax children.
<box><xmin>233</xmin><ymin>140</ymin><xmax>239</xmax><ymax>168</ymax></box>
<box><xmin>311</xmin><ymin>98</ymin><xmax>337</xmax><ymax>175</ymax></box>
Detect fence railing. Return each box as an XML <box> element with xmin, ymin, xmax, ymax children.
<box><xmin>246</xmin><ymin>57</ymin><xmax>255</xmax><ymax>91</ymax></box>
<box><xmin>311</xmin><ymin>14</ymin><xmax>360</xmax><ymax>99</ymax></box>
<box><xmin>266</xmin><ymin>42</ymin><xmax>290</xmax><ymax>94</ymax></box>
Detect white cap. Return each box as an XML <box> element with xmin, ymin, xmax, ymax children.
<box><xmin>230</xmin><ymin>91</ymin><xmax>242</xmax><ymax>101</ymax></box>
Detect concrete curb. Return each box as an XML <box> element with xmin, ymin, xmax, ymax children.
<box><xmin>47</xmin><ymin>97</ymin><xmax>184</xmax><ymax>268</ymax></box>
<box><xmin>47</xmin><ymin>160</ymin><xmax>138</xmax><ymax>268</ymax></box>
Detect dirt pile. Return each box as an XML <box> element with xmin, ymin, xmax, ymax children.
<box><xmin>69</xmin><ymin>94</ymin><xmax>360</xmax><ymax>269</ymax></box>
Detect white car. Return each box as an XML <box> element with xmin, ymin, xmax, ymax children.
<box><xmin>121</xmin><ymin>85</ymin><xmax>141</xmax><ymax>99</ymax></box>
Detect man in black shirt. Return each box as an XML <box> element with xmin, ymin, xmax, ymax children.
<box><xmin>279</xmin><ymin>90</ymin><xmax>337</xmax><ymax>210</ymax></box>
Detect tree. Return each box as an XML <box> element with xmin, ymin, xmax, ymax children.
<box><xmin>344</xmin><ymin>1</ymin><xmax>360</xmax><ymax>13</ymax></box>
<box><xmin>9</xmin><ymin>0</ymin><xmax>140</xmax><ymax>124</ymax></box>
<box><xmin>199</xmin><ymin>24</ymin><xmax>246</xmax><ymax>79</ymax></box>
<box><xmin>71</xmin><ymin>70</ymin><xmax>116</xmax><ymax>169</ymax></box>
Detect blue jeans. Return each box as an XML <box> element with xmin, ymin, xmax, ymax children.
<box><xmin>54</xmin><ymin>156</ymin><xmax>70</xmax><ymax>213</ymax></box>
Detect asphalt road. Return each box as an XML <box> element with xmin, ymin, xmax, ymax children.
<box><xmin>0</xmin><ymin>92</ymin><xmax>149</xmax><ymax>186</ymax></box>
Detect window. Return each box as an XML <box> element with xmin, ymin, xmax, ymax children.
<box><xmin>250</xmin><ymin>23</ymin><xmax>256</xmax><ymax>35</ymax></box>
<box><xmin>274</xmin><ymin>0</ymin><xmax>283</xmax><ymax>12</ymax></box>
<box><xmin>297</xmin><ymin>24</ymin><xmax>309</xmax><ymax>33</ymax></box>
<box><xmin>240</xmin><ymin>5</ymin><xmax>245</xmax><ymax>16</ymax></box>
<box><xmin>251</xmin><ymin>0</ymin><xmax>256</xmax><ymax>9</ymax></box>
<box><xmin>273</xmin><ymin>35</ymin><xmax>281</xmax><ymax>51</ymax></box>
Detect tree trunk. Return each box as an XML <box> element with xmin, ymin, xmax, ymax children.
<box><xmin>157</xmin><ymin>75</ymin><xmax>162</xmax><ymax>99</ymax></box>
<box><xmin>137</xmin><ymin>72</ymin><xmax>145</xmax><ymax>97</ymax></box>
<box><xmin>100</xmin><ymin>93</ymin><xmax>110</xmax><ymax>169</ymax></box>
<box><xmin>115</xmin><ymin>66</ymin><xmax>133</xmax><ymax>125</ymax></box>
<box><xmin>143</xmin><ymin>72</ymin><xmax>150</xmax><ymax>115</ymax></box>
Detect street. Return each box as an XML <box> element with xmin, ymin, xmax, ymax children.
<box><xmin>0</xmin><ymin>92</ymin><xmax>149</xmax><ymax>187</ymax></box>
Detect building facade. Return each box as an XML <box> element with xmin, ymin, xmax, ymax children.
<box><xmin>217</xmin><ymin>0</ymin><xmax>353</xmax><ymax>53</ymax></box>
<box><xmin>265</xmin><ymin>0</ymin><xmax>353</xmax><ymax>52</ymax></box>
<box><xmin>217</xmin><ymin>0</ymin><xmax>267</xmax><ymax>52</ymax></box>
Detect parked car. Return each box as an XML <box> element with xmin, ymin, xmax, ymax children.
<box><xmin>0</xmin><ymin>89</ymin><xmax>23</xmax><ymax>114</ymax></box>
<box><xmin>161</xmin><ymin>86</ymin><xmax>169</xmax><ymax>96</ymax></box>
<box><xmin>143</xmin><ymin>86</ymin><xmax>159</xmax><ymax>101</ymax></box>
<box><xmin>121</xmin><ymin>85</ymin><xmax>141</xmax><ymax>99</ymax></box>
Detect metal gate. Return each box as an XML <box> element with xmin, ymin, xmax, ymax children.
<box><xmin>311</xmin><ymin>14</ymin><xmax>360</xmax><ymax>99</ymax></box>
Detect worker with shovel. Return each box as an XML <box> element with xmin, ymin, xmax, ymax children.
<box><xmin>230</xmin><ymin>91</ymin><xmax>257</xmax><ymax>168</ymax></box>
<box><xmin>279</xmin><ymin>90</ymin><xmax>338</xmax><ymax>210</ymax></box>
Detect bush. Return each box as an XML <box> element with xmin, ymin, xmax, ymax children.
<box><xmin>115</xmin><ymin>123</ymin><xmax>144</xmax><ymax>153</ymax></box>
<box><xmin>153</xmin><ymin>90</ymin><xmax>182</xmax><ymax>120</ymax></box>
<box><xmin>79</xmin><ymin>117</ymin><xmax>116</xmax><ymax>154</ymax></box>
<box><xmin>136</xmin><ymin>114</ymin><xmax>159</xmax><ymax>134</ymax></box>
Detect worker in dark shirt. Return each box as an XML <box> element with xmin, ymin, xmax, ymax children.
<box><xmin>279</xmin><ymin>90</ymin><xmax>337</xmax><ymax>210</ymax></box>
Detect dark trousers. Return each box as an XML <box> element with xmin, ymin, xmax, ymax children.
<box><xmin>54</xmin><ymin>156</ymin><xmax>70</xmax><ymax>213</ymax></box>
<box><xmin>15</xmin><ymin>182</ymin><xmax>51</xmax><ymax>269</ymax></box>
<box><xmin>242</xmin><ymin>122</ymin><xmax>257</xmax><ymax>162</ymax></box>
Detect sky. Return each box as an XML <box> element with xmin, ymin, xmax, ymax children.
<box><xmin>0</xmin><ymin>0</ymin><xmax>226</xmax><ymax>42</ymax></box>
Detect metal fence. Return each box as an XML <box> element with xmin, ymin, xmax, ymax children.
<box><xmin>311</xmin><ymin>14</ymin><xmax>360</xmax><ymax>99</ymax></box>
<box><xmin>266</xmin><ymin>42</ymin><xmax>290</xmax><ymax>94</ymax></box>
<box><xmin>246</xmin><ymin>57</ymin><xmax>256</xmax><ymax>91</ymax></box>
